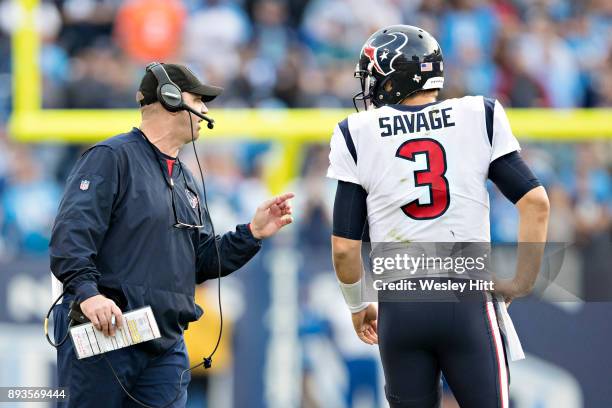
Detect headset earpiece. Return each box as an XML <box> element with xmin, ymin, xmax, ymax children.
<box><xmin>146</xmin><ymin>62</ymin><xmax>184</xmax><ymax>112</ymax></box>
<box><xmin>145</xmin><ymin>62</ymin><xmax>216</xmax><ymax>128</ymax></box>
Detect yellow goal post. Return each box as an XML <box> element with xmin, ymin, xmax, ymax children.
<box><xmin>8</xmin><ymin>0</ymin><xmax>612</xmax><ymax>193</ymax></box>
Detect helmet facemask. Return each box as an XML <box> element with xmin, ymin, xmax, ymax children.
<box><xmin>352</xmin><ymin>61</ymin><xmax>376</xmax><ymax>112</ymax></box>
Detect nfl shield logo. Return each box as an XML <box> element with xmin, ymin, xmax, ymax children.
<box><xmin>80</xmin><ymin>180</ymin><xmax>90</xmax><ymax>191</ymax></box>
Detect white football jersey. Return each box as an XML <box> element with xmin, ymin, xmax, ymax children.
<box><xmin>327</xmin><ymin>96</ymin><xmax>520</xmax><ymax>242</ymax></box>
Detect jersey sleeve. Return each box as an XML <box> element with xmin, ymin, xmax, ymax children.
<box><xmin>327</xmin><ymin>121</ymin><xmax>359</xmax><ymax>184</ymax></box>
<box><xmin>489</xmin><ymin>99</ymin><xmax>521</xmax><ymax>163</ymax></box>
<box><xmin>49</xmin><ymin>146</ymin><xmax>119</xmax><ymax>302</ymax></box>
<box><xmin>488</xmin><ymin>151</ymin><xmax>541</xmax><ymax>204</ymax></box>
<box><xmin>333</xmin><ymin>180</ymin><xmax>368</xmax><ymax>240</ymax></box>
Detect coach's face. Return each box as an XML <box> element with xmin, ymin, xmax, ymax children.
<box><xmin>179</xmin><ymin>92</ymin><xmax>208</xmax><ymax>142</ymax></box>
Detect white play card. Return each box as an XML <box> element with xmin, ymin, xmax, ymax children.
<box><xmin>69</xmin><ymin>306</ymin><xmax>161</xmax><ymax>359</ymax></box>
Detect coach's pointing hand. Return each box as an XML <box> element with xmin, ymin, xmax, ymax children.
<box><xmin>80</xmin><ymin>295</ymin><xmax>124</xmax><ymax>337</ymax></box>
<box><xmin>250</xmin><ymin>192</ymin><xmax>295</xmax><ymax>239</ymax></box>
<box><xmin>352</xmin><ymin>304</ymin><xmax>378</xmax><ymax>345</ymax></box>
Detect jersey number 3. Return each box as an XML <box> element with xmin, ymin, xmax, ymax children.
<box><xmin>396</xmin><ymin>138</ymin><xmax>450</xmax><ymax>220</ymax></box>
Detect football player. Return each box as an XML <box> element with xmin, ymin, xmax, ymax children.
<box><xmin>328</xmin><ymin>25</ymin><xmax>550</xmax><ymax>408</ymax></box>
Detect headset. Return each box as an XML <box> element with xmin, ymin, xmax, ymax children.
<box><xmin>146</xmin><ymin>62</ymin><xmax>216</xmax><ymax>129</ymax></box>
<box><xmin>45</xmin><ymin>63</ymin><xmax>225</xmax><ymax>408</ymax></box>
<box><xmin>145</xmin><ymin>61</ymin><xmax>224</xmax><ymax>372</ymax></box>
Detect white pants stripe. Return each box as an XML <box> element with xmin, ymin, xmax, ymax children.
<box><xmin>485</xmin><ymin>292</ymin><xmax>509</xmax><ymax>408</ymax></box>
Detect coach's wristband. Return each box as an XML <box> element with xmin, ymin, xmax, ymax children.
<box><xmin>338</xmin><ymin>279</ymin><xmax>369</xmax><ymax>313</ymax></box>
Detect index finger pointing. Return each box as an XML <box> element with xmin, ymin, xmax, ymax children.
<box><xmin>263</xmin><ymin>192</ymin><xmax>295</xmax><ymax>209</ymax></box>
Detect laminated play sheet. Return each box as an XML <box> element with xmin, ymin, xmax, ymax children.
<box><xmin>69</xmin><ymin>306</ymin><xmax>161</xmax><ymax>359</ymax></box>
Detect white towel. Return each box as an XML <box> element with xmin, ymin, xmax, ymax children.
<box><xmin>493</xmin><ymin>294</ymin><xmax>525</xmax><ymax>361</ymax></box>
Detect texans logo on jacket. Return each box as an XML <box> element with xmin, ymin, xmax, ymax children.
<box><xmin>185</xmin><ymin>189</ymin><xmax>199</xmax><ymax>209</ymax></box>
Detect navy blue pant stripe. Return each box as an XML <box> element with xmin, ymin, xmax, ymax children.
<box><xmin>484</xmin><ymin>97</ymin><xmax>495</xmax><ymax>145</ymax></box>
<box><xmin>338</xmin><ymin>118</ymin><xmax>357</xmax><ymax>164</ymax></box>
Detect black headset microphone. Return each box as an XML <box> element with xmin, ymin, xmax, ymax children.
<box><xmin>45</xmin><ymin>62</ymin><xmax>224</xmax><ymax>408</ymax></box>
<box><xmin>183</xmin><ymin>104</ymin><xmax>215</xmax><ymax>129</ymax></box>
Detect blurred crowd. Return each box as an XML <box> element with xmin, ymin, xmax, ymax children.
<box><xmin>0</xmin><ymin>0</ymin><xmax>608</xmax><ymax>288</ymax></box>
<box><xmin>0</xmin><ymin>0</ymin><xmax>611</xmax><ymax>114</ymax></box>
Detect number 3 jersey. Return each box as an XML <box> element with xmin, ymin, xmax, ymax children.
<box><xmin>327</xmin><ymin>96</ymin><xmax>520</xmax><ymax>243</ymax></box>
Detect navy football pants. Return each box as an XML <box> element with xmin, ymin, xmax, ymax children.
<box><xmin>54</xmin><ymin>302</ymin><xmax>190</xmax><ymax>408</ymax></box>
<box><xmin>378</xmin><ymin>285</ymin><xmax>509</xmax><ymax>408</ymax></box>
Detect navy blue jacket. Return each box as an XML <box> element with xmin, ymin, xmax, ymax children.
<box><xmin>50</xmin><ymin>128</ymin><xmax>261</xmax><ymax>353</ymax></box>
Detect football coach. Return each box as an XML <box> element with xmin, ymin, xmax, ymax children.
<box><xmin>49</xmin><ymin>63</ymin><xmax>294</xmax><ymax>407</ymax></box>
